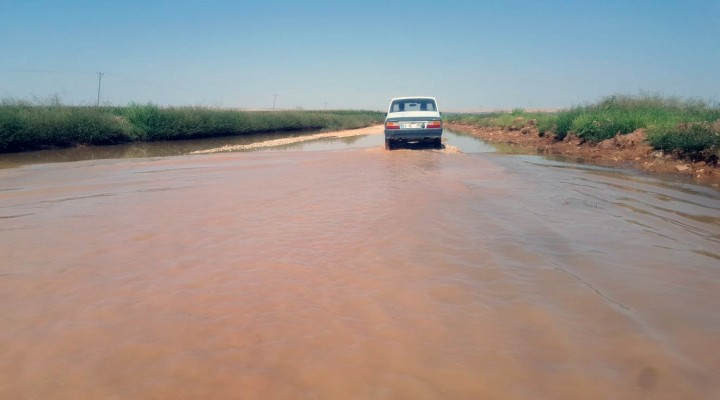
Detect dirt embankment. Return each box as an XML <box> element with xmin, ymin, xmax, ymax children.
<box><xmin>447</xmin><ymin>122</ymin><xmax>720</xmax><ymax>186</ymax></box>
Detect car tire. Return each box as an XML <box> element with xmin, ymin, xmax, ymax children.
<box><xmin>385</xmin><ymin>139</ymin><xmax>394</xmax><ymax>150</ymax></box>
<box><xmin>435</xmin><ymin>138</ymin><xmax>442</xmax><ymax>149</ymax></box>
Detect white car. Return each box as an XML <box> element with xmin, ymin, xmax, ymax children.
<box><xmin>383</xmin><ymin>96</ymin><xmax>443</xmax><ymax>150</ymax></box>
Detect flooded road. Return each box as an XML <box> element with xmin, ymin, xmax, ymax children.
<box><xmin>0</xmin><ymin>127</ymin><xmax>495</xmax><ymax>169</ymax></box>
<box><xmin>1</xmin><ymin>129</ymin><xmax>719</xmax><ymax>399</ymax></box>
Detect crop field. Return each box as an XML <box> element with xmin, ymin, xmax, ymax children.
<box><xmin>0</xmin><ymin>100</ymin><xmax>384</xmax><ymax>153</ymax></box>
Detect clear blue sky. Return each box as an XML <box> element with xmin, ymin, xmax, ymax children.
<box><xmin>1</xmin><ymin>0</ymin><xmax>718</xmax><ymax>111</ymax></box>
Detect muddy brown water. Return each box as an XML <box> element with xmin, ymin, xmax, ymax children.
<box><xmin>1</xmin><ymin>129</ymin><xmax>719</xmax><ymax>399</ymax></box>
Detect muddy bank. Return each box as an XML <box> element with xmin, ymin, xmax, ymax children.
<box><xmin>447</xmin><ymin>122</ymin><xmax>720</xmax><ymax>185</ymax></box>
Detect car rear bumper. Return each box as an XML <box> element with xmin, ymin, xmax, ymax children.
<box><xmin>384</xmin><ymin>128</ymin><xmax>443</xmax><ymax>141</ymax></box>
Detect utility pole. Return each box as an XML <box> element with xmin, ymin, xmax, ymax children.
<box><xmin>272</xmin><ymin>94</ymin><xmax>279</xmax><ymax>110</ymax></box>
<box><xmin>96</xmin><ymin>72</ymin><xmax>104</xmax><ymax>106</ymax></box>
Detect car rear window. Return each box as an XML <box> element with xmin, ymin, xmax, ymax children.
<box><xmin>390</xmin><ymin>99</ymin><xmax>437</xmax><ymax>112</ymax></box>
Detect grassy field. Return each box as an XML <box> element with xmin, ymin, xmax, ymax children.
<box><xmin>0</xmin><ymin>100</ymin><xmax>384</xmax><ymax>153</ymax></box>
<box><xmin>446</xmin><ymin>95</ymin><xmax>720</xmax><ymax>161</ymax></box>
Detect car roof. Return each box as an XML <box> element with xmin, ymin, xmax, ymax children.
<box><xmin>390</xmin><ymin>96</ymin><xmax>437</xmax><ymax>102</ymax></box>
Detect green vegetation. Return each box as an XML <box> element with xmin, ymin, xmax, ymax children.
<box><xmin>446</xmin><ymin>108</ymin><xmax>557</xmax><ymax>135</ymax></box>
<box><xmin>445</xmin><ymin>95</ymin><xmax>720</xmax><ymax>161</ymax></box>
<box><xmin>0</xmin><ymin>99</ymin><xmax>384</xmax><ymax>153</ymax></box>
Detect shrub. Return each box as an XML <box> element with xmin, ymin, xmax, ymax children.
<box><xmin>0</xmin><ymin>102</ymin><xmax>133</xmax><ymax>152</ymax></box>
<box><xmin>554</xmin><ymin>107</ymin><xmax>582</xmax><ymax>140</ymax></box>
<box><xmin>647</xmin><ymin>121</ymin><xmax>720</xmax><ymax>160</ymax></box>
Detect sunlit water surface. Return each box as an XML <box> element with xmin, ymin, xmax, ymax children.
<box><xmin>1</xmin><ymin>130</ymin><xmax>718</xmax><ymax>399</ymax></box>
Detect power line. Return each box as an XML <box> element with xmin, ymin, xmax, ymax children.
<box><xmin>103</xmin><ymin>72</ymin><xmax>195</xmax><ymax>92</ymax></box>
<box><xmin>1</xmin><ymin>69</ymin><xmax>230</xmax><ymax>106</ymax></box>
<box><xmin>0</xmin><ymin>69</ymin><xmax>197</xmax><ymax>93</ymax></box>
<box><xmin>0</xmin><ymin>68</ymin><xmax>91</xmax><ymax>75</ymax></box>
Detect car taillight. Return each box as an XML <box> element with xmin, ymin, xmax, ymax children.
<box><xmin>426</xmin><ymin>120</ymin><xmax>442</xmax><ymax>129</ymax></box>
<box><xmin>385</xmin><ymin>121</ymin><xmax>400</xmax><ymax>130</ymax></box>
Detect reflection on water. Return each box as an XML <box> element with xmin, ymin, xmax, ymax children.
<box><xmin>248</xmin><ymin>129</ymin><xmax>497</xmax><ymax>154</ymax></box>
<box><xmin>1</xmin><ymin>132</ymin><xmax>719</xmax><ymax>399</ymax></box>
<box><xmin>266</xmin><ymin>132</ymin><xmax>379</xmax><ymax>152</ymax></box>
<box><xmin>0</xmin><ymin>130</ymin><xmax>323</xmax><ymax>169</ymax></box>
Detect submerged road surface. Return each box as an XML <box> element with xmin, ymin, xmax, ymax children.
<box><xmin>1</xmin><ymin>135</ymin><xmax>719</xmax><ymax>399</ymax></box>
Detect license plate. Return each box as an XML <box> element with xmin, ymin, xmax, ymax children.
<box><xmin>400</xmin><ymin>122</ymin><xmax>425</xmax><ymax>129</ymax></box>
